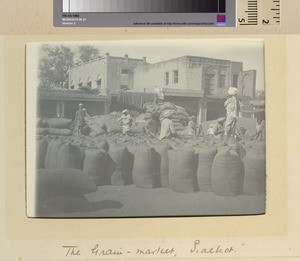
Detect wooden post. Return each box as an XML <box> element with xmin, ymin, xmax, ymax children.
<box><xmin>61</xmin><ymin>102</ymin><xmax>65</xmax><ymax>118</ymax></box>
<box><xmin>197</xmin><ymin>97</ymin><xmax>207</xmax><ymax>124</ymax></box>
<box><xmin>104</xmin><ymin>101</ymin><xmax>111</xmax><ymax>115</ymax></box>
<box><xmin>198</xmin><ymin>67</ymin><xmax>209</xmax><ymax>124</ymax></box>
<box><xmin>56</xmin><ymin>101</ymin><xmax>60</xmax><ymax>117</ymax></box>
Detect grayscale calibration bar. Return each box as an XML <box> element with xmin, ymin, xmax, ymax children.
<box><xmin>54</xmin><ymin>0</ymin><xmax>236</xmax><ymax>27</ymax></box>
<box><xmin>62</xmin><ymin>0</ymin><xmax>226</xmax><ymax>13</ymax></box>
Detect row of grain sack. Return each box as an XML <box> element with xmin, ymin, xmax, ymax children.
<box><xmin>36</xmin><ymin>138</ymin><xmax>266</xmax><ymax>196</ymax></box>
<box><xmin>37</xmin><ymin>118</ymin><xmax>73</xmax><ymax>136</ymax></box>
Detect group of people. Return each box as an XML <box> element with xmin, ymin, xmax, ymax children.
<box><xmin>74</xmin><ymin>86</ymin><xmax>264</xmax><ymax>141</ymax></box>
<box><xmin>206</xmin><ymin>86</ymin><xmax>265</xmax><ymax>141</ymax></box>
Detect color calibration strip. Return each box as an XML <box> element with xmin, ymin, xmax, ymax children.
<box><xmin>63</xmin><ymin>0</ymin><xmax>226</xmax><ymax>13</ymax></box>
<box><xmin>55</xmin><ymin>0</ymin><xmax>236</xmax><ymax>27</ymax></box>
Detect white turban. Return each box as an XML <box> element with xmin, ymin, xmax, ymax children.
<box><xmin>228</xmin><ymin>87</ymin><xmax>238</xmax><ymax>96</ymax></box>
<box><xmin>162</xmin><ymin>110</ymin><xmax>173</xmax><ymax>119</ymax></box>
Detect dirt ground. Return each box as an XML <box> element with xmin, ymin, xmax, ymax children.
<box><xmin>46</xmin><ymin>185</ymin><xmax>265</xmax><ymax>218</ymax></box>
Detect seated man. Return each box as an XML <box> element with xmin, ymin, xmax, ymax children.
<box><xmin>212</xmin><ymin>117</ymin><xmax>225</xmax><ymax>138</ymax></box>
<box><xmin>145</xmin><ymin>112</ymin><xmax>160</xmax><ymax>137</ymax></box>
<box><xmin>207</xmin><ymin>117</ymin><xmax>225</xmax><ymax>138</ymax></box>
<box><xmin>159</xmin><ymin>110</ymin><xmax>176</xmax><ymax>140</ymax></box>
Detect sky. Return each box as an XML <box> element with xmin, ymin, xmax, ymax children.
<box><xmin>41</xmin><ymin>39</ymin><xmax>265</xmax><ymax>90</ymax></box>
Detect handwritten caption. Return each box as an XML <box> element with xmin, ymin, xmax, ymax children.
<box><xmin>62</xmin><ymin>239</ymin><xmax>236</xmax><ymax>258</ymax></box>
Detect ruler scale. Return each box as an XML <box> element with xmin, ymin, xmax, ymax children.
<box><xmin>238</xmin><ymin>0</ymin><xmax>281</xmax><ymax>26</ymax></box>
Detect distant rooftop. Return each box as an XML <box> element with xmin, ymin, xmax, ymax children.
<box><xmin>37</xmin><ymin>88</ymin><xmax>110</xmax><ymax>102</ymax></box>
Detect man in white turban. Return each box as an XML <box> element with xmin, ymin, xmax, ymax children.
<box><xmin>118</xmin><ymin>109</ymin><xmax>133</xmax><ymax>135</ymax></box>
<box><xmin>224</xmin><ymin>87</ymin><xmax>240</xmax><ymax>138</ymax></box>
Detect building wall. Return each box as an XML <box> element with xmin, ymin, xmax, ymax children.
<box><xmin>69</xmin><ymin>54</ymin><xmax>146</xmax><ymax>93</ymax></box>
<box><xmin>134</xmin><ymin>56</ymin><xmax>189</xmax><ymax>92</ymax></box>
<box><xmin>107</xmin><ymin>55</ymin><xmax>146</xmax><ymax>91</ymax></box>
<box><xmin>133</xmin><ymin>56</ymin><xmax>242</xmax><ymax>99</ymax></box>
<box><xmin>69</xmin><ymin>57</ymin><xmax>107</xmax><ymax>91</ymax></box>
<box><xmin>231</xmin><ymin>61</ymin><xmax>243</xmax><ymax>87</ymax></box>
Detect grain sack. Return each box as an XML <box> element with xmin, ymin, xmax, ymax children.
<box><xmin>87</xmin><ymin>116</ymin><xmax>107</xmax><ymax>135</ymax></box>
<box><xmin>106</xmin><ymin>123</ymin><xmax>123</xmax><ymax>133</ymax></box>
<box><xmin>211</xmin><ymin>149</ymin><xmax>244</xmax><ymax>196</ymax></box>
<box><xmin>47</xmin><ymin>118</ymin><xmax>72</xmax><ymax>129</ymax></box>
<box><xmin>130</xmin><ymin>125</ymin><xmax>145</xmax><ymax>134</ymax></box>
<box><xmin>95</xmin><ymin>140</ymin><xmax>109</xmax><ymax>151</ymax></box>
<box><xmin>174</xmin><ymin>110</ymin><xmax>189</xmax><ymax>118</ymax></box>
<box><xmin>243</xmin><ymin>150</ymin><xmax>266</xmax><ymax>195</ymax></box>
<box><xmin>36</xmin><ymin>127</ymin><xmax>47</xmax><ymax>135</ymax></box>
<box><xmin>108</xmin><ymin>144</ymin><xmax>132</xmax><ymax>185</ymax></box>
<box><xmin>141</xmin><ymin>113</ymin><xmax>152</xmax><ymax>120</ymax></box>
<box><xmin>83</xmin><ymin>149</ymin><xmax>107</xmax><ymax>186</ymax></box>
<box><xmin>154</xmin><ymin>144</ymin><xmax>171</xmax><ymax>188</ymax></box>
<box><xmin>47</xmin><ymin>128</ymin><xmax>72</xmax><ymax>136</ymax></box>
<box><xmin>36</xmin><ymin>168</ymin><xmax>97</xmax><ymax>201</ymax></box>
<box><xmin>89</xmin><ymin>125</ymin><xmax>106</xmax><ymax>136</ymax></box>
<box><xmin>132</xmin><ymin>147</ymin><xmax>159</xmax><ymax>189</ymax></box>
<box><xmin>160</xmin><ymin>102</ymin><xmax>175</xmax><ymax>111</ymax></box>
<box><xmin>196</xmin><ymin>148</ymin><xmax>217</xmax><ymax>192</ymax></box>
<box><xmin>81</xmin><ymin>125</ymin><xmax>91</xmax><ymax>136</ymax></box>
<box><xmin>57</xmin><ymin>143</ymin><xmax>82</xmax><ymax>170</ymax></box>
<box><xmin>41</xmin><ymin>118</ymin><xmax>48</xmax><ymax>127</ymax></box>
<box><xmin>229</xmin><ymin>143</ymin><xmax>247</xmax><ymax>159</ymax></box>
<box><xmin>167</xmin><ymin>149</ymin><xmax>197</xmax><ymax>193</ymax></box>
<box><xmin>79</xmin><ymin>146</ymin><xmax>86</xmax><ymax>163</ymax></box>
<box><xmin>173</xmin><ymin>122</ymin><xmax>186</xmax><ymax>132</ymax></box>
<box><xmin>44</xmin><ymin>140</ymin><xmax>64</xmax><ymax>169</ymax></box>
<box><xmin>36</xmin><ymin>138</ymin><xmax>48</xmax><ymax>169</ymax></box>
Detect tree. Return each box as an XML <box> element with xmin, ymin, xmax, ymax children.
<box><xmin>77</xmin><ymin>45</ymin><xmax>100</xmax><ymax>63</ymax></box>
<box><xmin>39</xmin><ymin>45</ymin><xmax>75</xmax><ymax>88</ymax></box>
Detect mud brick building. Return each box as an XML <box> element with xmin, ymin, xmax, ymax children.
<box><xmin>68</xmin><ymin>54</ymin><xmax>257</xmax><ymax>122</ymax></box>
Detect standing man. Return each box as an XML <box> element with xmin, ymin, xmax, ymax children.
<box><xmin>159</xmin><ymin>110</ymin><xmax>176</xmax><ymax>140</ymax></box>
<box><xmin>154</xmin><ymin>86</ymin><xmax>164</xmax><ymax>104</ymax></box>
<box><xmin>255</xmin><ymin>118</ymin><xmax>265</xmax><ymax>141</ymax></box>
<box><xmin>118</xmin><ymin>109</ymin><xmax>132</xmax><ymax>135</ymax></box>
<box><xmin>224</xmin><ymin>87</ymin><xmax>240</xmax><ymax>138</ymax></box>
<box><xmin>75</xmin><ymin>103</ymin><xmax>84</xmax><ymax>135</ymax></box>
<box><xmin>187</xmin><ymin>116</ymin><xmax>198</xmax><ymax>136</ymax></box>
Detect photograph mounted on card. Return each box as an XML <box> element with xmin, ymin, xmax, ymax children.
<box><xmin>26</xmin><ymin>39</ymin><xmax>266</xmax><ymax>218</ymax></box>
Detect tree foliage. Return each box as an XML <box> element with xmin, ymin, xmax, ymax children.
<box><xmin>39</xmin><ymin>45</ymin><xmax>75</xmax><ymax>88</ymax></box>
<box><xmin>77</xmin><ymin>45</ymin><xmax>100</xmax><ymax>63</ymax></box>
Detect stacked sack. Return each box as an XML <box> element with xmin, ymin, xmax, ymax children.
<box><xmin>37</xmin><ymin>117</ymin><xmax>73</xmax><ymax>136</ymax></box>
<box><xmin>84</xmin><ymin>115</ymin><xmax>107</xmax><ymax>136</ymax></box>
<box><xmin>243</xmin><ymin>144</ymin><xmax>266</xmax><ymax>195</ymax></box>
<box><xmin>143</xmin><ymin>102</ymin><xmax>190</xmax><ymax>131</ymax></box>
<box><xmin>167</xmin><ymin>148</ymin><xmax>198</xmax><ymax>193</ymax></box>
<box><xmin>103</xmin><ymin>111</ymin><xmax>145</xmax><ymax>134</ymax></box>
<box><xmin>36</xmin><ymin>118</ymin><xmax>48</xmax><ymax>135</ymax></box>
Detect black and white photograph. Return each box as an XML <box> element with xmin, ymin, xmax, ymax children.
<box><xmin>26</xmin><ymin>39</ymin><xmax>266</xmax><ymax>218</ymax></box>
